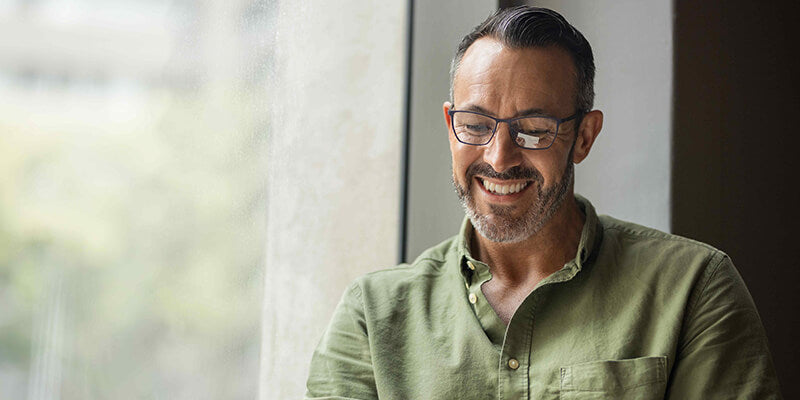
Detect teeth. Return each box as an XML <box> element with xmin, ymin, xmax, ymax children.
<box><xmin>482</xmin><ymin>179</ymin><xmax>528</xmax><ymax>195</ymax></box>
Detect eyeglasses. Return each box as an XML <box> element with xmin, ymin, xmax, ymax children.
<box><xmin>448</xmin><ymin>109</ymin><xmax>581</xmax><ymax>150</ymax></box>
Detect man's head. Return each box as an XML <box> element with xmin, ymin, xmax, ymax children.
<box><xmin>444</xmin><ymin>7</ymin><xmax>603</xmax><ymax>243</ymax></box>
<box><xmin>449</xmin><ymin>6</ymin><xmax>595</xmax><ymax>113</ymax></box>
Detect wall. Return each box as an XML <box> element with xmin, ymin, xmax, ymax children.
<box><xmin>405</xmin><ymin>0</ymin><xmax>498</xmax><ymax>261</ymax></box>
<box><xmin>672</xmin><ymin>0</ymin><xmax>799</xmax><ymax>396</ymax></box>
<box><xmin>260</xmin><ymin>1</ymin><xmax>406</xmax><ymax>398</ymax></box>
<box><xmin>531</xmin><ymin>0</ymin><xmax>673</xmax><ymax>231</ymax></box>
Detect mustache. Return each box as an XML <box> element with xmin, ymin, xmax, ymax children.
<box><xmin>465</xmin><ymin>162</ymin><xmax>543</xmax><ymax>184</ymax></box>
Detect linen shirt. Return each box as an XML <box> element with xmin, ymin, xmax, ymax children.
<box><xmin>305</xmin><ymin>196</ymin><xmax>781</xmax><ymax>399</ymax></box>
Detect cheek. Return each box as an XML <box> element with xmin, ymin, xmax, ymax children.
<box><xmin>526</xmin><ymin>152</ymin><xmax>568</xmax><ymax>186</ymax></box>
<box><xmin>451</xmin><ymin>146</ymin><xmax>481</xmax><ymax>182</ymax></box>
<box><xmin>450</xmin><ymin>156</ymin><xmax>468</xmax><ymax>186</ymax></box>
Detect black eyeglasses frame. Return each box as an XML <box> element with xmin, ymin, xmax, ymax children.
<box><xmin>447</xmin><ymin>108</ymin><xmax>582</xmax><ymax>150</ymax></box>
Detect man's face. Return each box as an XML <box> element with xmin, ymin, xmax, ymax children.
<box><xmin>445</xmin><ymin>38</ymin><xmax>580</xmax><ymax>243</ymax></box>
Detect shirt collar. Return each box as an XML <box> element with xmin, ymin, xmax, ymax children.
<box><xmin>455</xmin><ymin>194</ymin><xmax>602</xmax><ymax>279</ymax></box>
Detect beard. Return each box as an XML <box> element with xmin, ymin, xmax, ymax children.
<box><xmin>453</xmin><ymin>157</ymin><xmax>574</xmax><ymax>243</ymax></box>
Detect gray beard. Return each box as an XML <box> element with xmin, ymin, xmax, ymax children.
<box><xmin>453</xmin><ymin>160</ymin><xmax>573</xmax><ymax>243</ymax></box>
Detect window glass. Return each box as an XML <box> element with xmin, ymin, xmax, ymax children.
<box><xmin>0</xmin><ymin>1</ymin><xmax>271</xmax><ymax>397</ymax></box>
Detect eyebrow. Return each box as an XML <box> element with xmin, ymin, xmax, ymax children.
<box><xmin>458</xmin><ymin>104</ymin><xmax>550</xmax><ymax>118</ymax></box>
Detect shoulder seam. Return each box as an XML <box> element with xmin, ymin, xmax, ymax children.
<box><xmin>603</xmin><ymin>225</ymin><xmax>721</xmax><ymax>253</ymax></box>
<box><xmin>364</xmin><ymin>256</ymin><xmax>447</xmax><ymax>277</ymax></box>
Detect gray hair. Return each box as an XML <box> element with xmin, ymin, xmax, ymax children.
<box><xmin>449</xmin><ymin>6</ymin><xmax>595</xmax><ymax>113</ymax></box>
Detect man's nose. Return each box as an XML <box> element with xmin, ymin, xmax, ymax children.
<box><xmin>483</xmin><ymin>122</ymin><xmax>523</xmax><ymax>173</ymax></box>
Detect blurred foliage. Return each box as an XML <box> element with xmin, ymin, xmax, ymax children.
<box><xmin>0</xmin><ymin>80</ymin><xmax>267</xmax><ymax>399</ymax></box>
<box><xmin>0</xmin><ymin>0</ymin><xmax>277</xmax><ymax>396</ymax></box>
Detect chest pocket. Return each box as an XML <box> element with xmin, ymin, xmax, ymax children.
<box><xmin>559</xmin><ymin>356</ymin><xmax>667</xmax><ymax>400</ymax></box>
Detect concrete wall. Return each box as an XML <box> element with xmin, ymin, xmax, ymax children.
<box><xmin>260</xmin><ymin>1</ymin><xmax>406</xmax><ymax>398</ymax></box>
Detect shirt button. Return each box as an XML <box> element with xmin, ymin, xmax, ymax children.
<box><xmin>468</xmin><ymin>293</ymin><xmax>477</xmax><ymax>304</ymax></box>
<box><xmin>508</xmin><ymin>358</ymin><xmax>520</xmax><ymax>370</ymax></box>
<box><xmin>467</xmin><ymin>261</ymin><xmax>476</xmax><ymax>270</ymax></box>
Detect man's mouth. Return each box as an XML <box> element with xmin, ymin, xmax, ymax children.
<box><xmin>480</xmin><ymin>178</ymin><xmax>530</xmax><ymax>195</ymax></box>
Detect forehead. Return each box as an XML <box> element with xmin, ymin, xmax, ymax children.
<box><xmin>453</xmin><ymin>37</ymin><xmax>577</xmax><ymax>116</ymax></box>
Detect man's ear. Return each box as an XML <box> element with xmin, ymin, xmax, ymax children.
<box><xmin>572</xmin><ymin>109</ymin><xmax>603</xmax><ymax>164</ymax></box>
<box><xmin>443</xmin><ymin>101</ymin><xmax>456</xmax><ymax>144</ymax></box>
<box><xmin>443</xmin><ymin>101</ymin><xmax>453</xmax><ymax>130</ymax></box>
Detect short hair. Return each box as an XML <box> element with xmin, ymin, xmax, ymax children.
<box><xmin>450</xmin><ymin>6</ymin><xmax>595</xmax><ymax>113</ymax></box>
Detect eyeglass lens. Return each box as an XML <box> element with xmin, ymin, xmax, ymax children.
<box><xmin>452</xmin><ymin>112</ymin><xmax>558</xmax><ymax>149</ymax></box>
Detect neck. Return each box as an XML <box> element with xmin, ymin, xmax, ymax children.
<box><xmin>471</xmin><ymin>194</ymin><xmax>585</xmax><ymax>287</ymax></box>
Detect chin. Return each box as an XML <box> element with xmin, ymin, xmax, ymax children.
<box><xmin>468</xmin><ymin>210</ymin><xmax>542</xmax><ymax>243</ymax></box>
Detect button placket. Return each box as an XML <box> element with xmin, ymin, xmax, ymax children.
<box><xmin>497</xmin><ymin>291</ymin><xmax>537</xmax><ymax>399</ymax></box>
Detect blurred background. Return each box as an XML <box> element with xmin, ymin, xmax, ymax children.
<box><xmin>0</xmin><ymin>0</ymin><xmax>271</xmax><ymax>398</ymax></box>
<box><xmin>1</xmin><ymin>0</ymin><xmax>797</xmax><ymax>399</ymax></box>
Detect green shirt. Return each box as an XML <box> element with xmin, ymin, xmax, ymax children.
<box><xmin>305</xmin><ymin>196</ymin><xmax>781</xmax><ymax>399</ymax></box>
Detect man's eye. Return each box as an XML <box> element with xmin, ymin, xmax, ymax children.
<box><xmin>463</xmin><ymin>124</ymin><xmax>492</xmax><ymax>135</ymax></box>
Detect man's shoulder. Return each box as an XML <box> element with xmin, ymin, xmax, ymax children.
<box><xmin>350</xmin><ymin>234</ymin><xmax>460</xmax><ymax>295</ymax></box>
<box><xmin>600</xmin><ymin>214</ymin><xmax>720</xmax><ymax>250</ymax></box>
<box><xmin>597</xmin><ymin>214</ymin><xmax>729</xmax><ymax>270</ymax></box>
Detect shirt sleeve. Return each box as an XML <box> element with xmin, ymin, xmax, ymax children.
<box><xmin>665</xmin><ymin>254</ymin><xmax>783</xmax><ymax>399</ymax></box>
<box><xmin>305</xmin><ymin>282</ymin><xmax>378</xmax><ymax>400</ymax></box>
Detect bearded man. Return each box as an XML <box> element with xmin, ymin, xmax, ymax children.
<box><xmin>305</xmin><ymin>6</ymin><xmax>781</xmax><ymax>400</ymax></box>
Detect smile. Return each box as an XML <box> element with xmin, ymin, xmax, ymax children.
<box><xmin>481</xmin><ymin>178</ymin><xmax>530</xmax><ymax>195</ymax></box>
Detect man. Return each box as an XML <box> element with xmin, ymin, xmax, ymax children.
<box><xmin>305</xmin><ymin>6</ymin><xmax>781</xmax><ymax>399</ymax></box>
